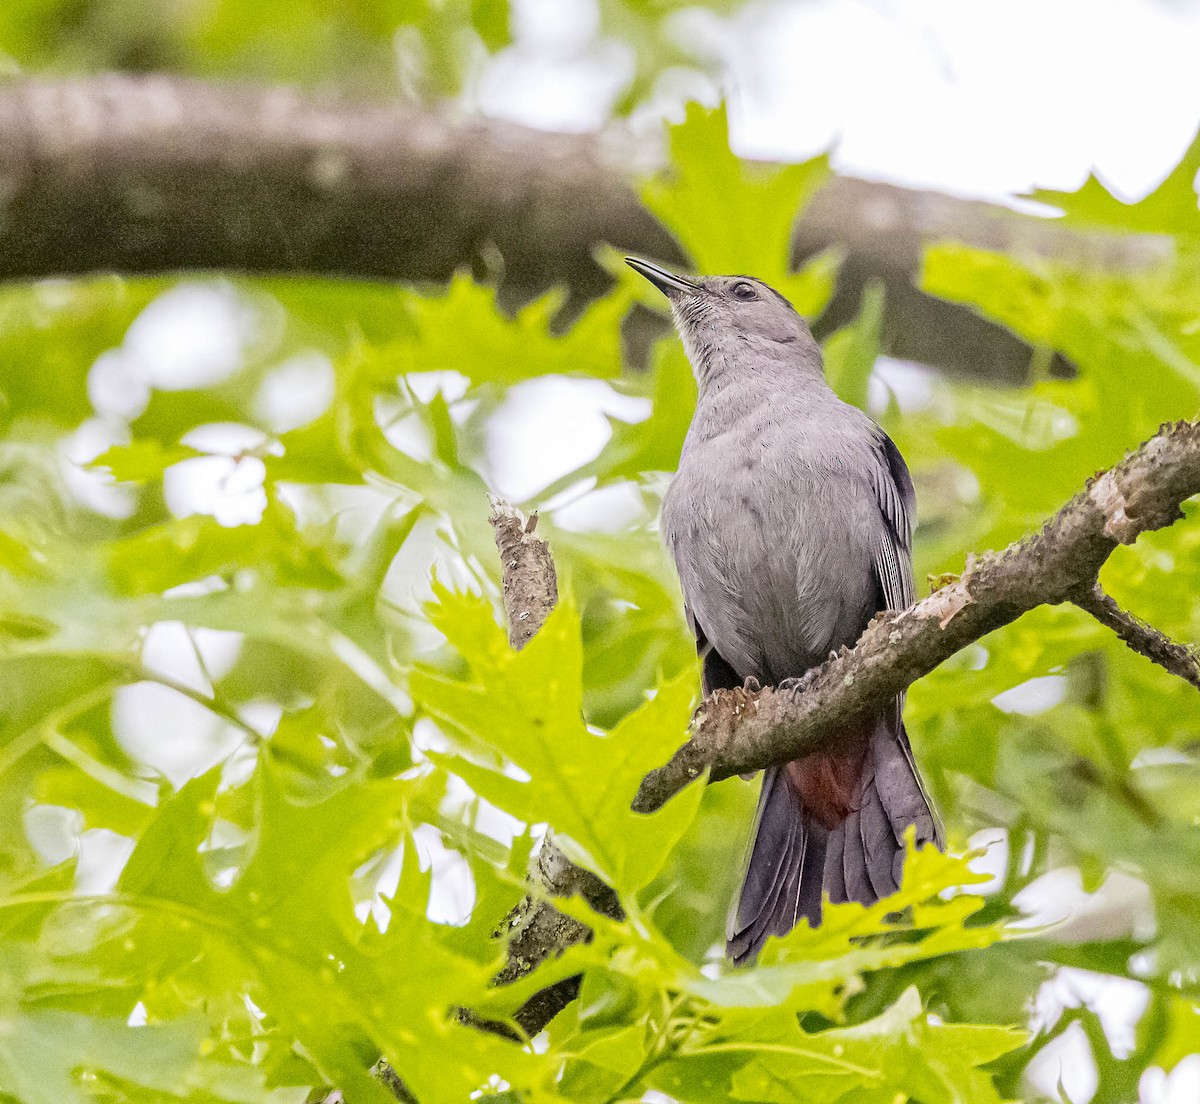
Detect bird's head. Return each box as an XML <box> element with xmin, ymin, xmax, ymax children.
<box><xmin>625</xmin><ymin>257</ymin><xmax>821</xmax><ymax>387</ymax></box>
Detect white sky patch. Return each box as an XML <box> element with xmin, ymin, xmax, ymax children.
<box><xmin>380</xmin><ymin>514</ymin><xmax>489</xmax><ymax>629</ymax></box>
<box><xmin>870</xmin><ymin>357</ymin><xmax>937</xmax><ymax>416</ymax></box>
<box><xmin>1143</xmin><ymin>1057</ymin><xmax>1200</xmax><ymax>1104</ymax></box>
<box><xmin>445</xmin><ymin>773</ymin><xmax>528</xmax><ymax>851</ymax></box>
<box><xmin>141</xmin><ymin>621</ymin><xmax>243</xmax><ymax>695</ymax></box>
<box><xmin>181</xmin><ymin>422</ymin><xmax>269</xmax><ymax>455</ymax></box>
<box><xmin>164</xmin><ymin>455</ymin><xmax>268</xmax><ymax>525</ymax></box>
<box><xmin>254</xmin><ymin>350</ymin><xmax>336</xmax><ymax>433</ymax></box>
<box><xmin>58</xmin><ymin>416</ymin><xmax>137</xmax><ymax>518</ymax></box>
<box><xmin>991</xmin><ymin>674</ymin><xmax>1069</xmax><ymax>716</ymax></box>
<box><xmin>121</xmin><ymin>284</ymin><xmax>277</xmax><ymax>391</ymax></box>
<box><xmin>238</xmin><ymin>702</ymin><xmax>282</xmax><ymax>739</ymax></box>
<box><xmin>965</xmin><ymin>828</ymin><xmax>1008</xmax><ymax>895</ymax></box>
<box><xmin>154</xmin><ymin>423</ymin><xmax>273</xmax><ymax>524</ymax></box>
<box><xmin>355</xmin><ymin>844</ymin><xmax>405</xmax><ymax>930</ymax></box>
<box><xmin>1012</xmin><ymin>867</ymin><xmax>1155</xmax><ymax>943</ymax></box>
<box><xmin>476</xmin><ymin>0</ymin><xmax>633</xmax><ymax>131</ymax></box>
<box><xmin>412</xmin><ymin>823</ymin><xmax>476</xmax><ymax>926</ymax></box>
<box><xmin>551</xmin><ymin>480</ymin><xmax>649</xmax><ymax>532</ymax></box>
<box><xmin>1027</xmin><ymin>967</ymin><xmax>1151</xmax><ymax>1101</ymax></box>
<box><xmin>23</xmin><ymin>804</ymin><xmax>82</xmax><ymax>867</ymax></box>
<box><xmin>73</xmin><ymin>829</ymin><xmax>136</xmax><ymax>895</ymax></box>
<box><xmin>378</xmin><ymin>403</ymin><xmax>435</xmax><ymax>463</ymax></box>
<box><xmin>89</xmin><ymin>348</ymin><xmax>150</xmax><ymax>420</ymax></box>
<box><xmin>726</xmin><ymin>0</ymin><xmax>1200</xmax><ymax>203</ymax></box>
<box><xmin>112</xmin><ymin>681</ymin><xmax>248</xmax><ymax>789</ymax></box>
<box><xmin>405</xmin><ymin>370</ymin><xmax>472</xmax><ymax>404</ymax></box>
<box><xmin>1026</xmin><ymin>1018</ymin><xmax>1099</xmax><ymax>1104</ymax></box>
<box><xmin>410</xmin><ymin>716</ymin><xmax>454</xmax><ymax>763</ymax></box>
<box><xmin>478</xmin><ymin>0</ymin><xmax>1200</xmax><ymax>212</ymax></box>
<box><xmin>487</xmin><ymin>376</ymin><xmax>650</xmax><ymax>501</ymax></box>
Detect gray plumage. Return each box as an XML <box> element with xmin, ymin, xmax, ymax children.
<box><xmin>626</xmin><ymin>258</ymin><xmax>942</xmax><ymax>965</ymax></box>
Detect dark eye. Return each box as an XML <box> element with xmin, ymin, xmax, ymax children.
<box><xmin>731</xmin><ymin>282</ymin><xmax>757</xmax><ymax>301</ymax></box>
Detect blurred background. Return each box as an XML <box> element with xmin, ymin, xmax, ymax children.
<box><xmin>2</xmin><ymin>2</ymin><xmax>1200</xmax><ymax>1103</ymax></box>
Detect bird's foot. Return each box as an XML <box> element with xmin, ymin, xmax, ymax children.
<box><xmin>776</xmin><ymin>671</ymin><xmax>819</xmax><ymax>700</ymax></box>
<box><xmin>741</xmin><ymin>675</ymin><xmax>762</xmax><ymax>694</ymax></box>
<box><xmin>776</xmin><ymin>653</ymin><xmax>838</xmax><ymax>700</ymax></box>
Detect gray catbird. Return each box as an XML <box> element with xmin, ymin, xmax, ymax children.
<box><xmin>627</xmin><ymin>257</ymin><xmax>942</xmax><ymax>964</ymax></box>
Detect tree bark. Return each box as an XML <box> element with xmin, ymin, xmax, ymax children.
<box><xmin>486</xmin><ymin>500</ymin><xmax>622</xmax><ymax>1038</ymax></box>
<box><xmin>0</xmin><ymin>74</ymin><xmax>1168</xmax><ymax>381</ymax></box>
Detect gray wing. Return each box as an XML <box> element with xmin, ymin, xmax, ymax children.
<box><xmin>683</xmin><ymin>604</ymin><xmax>742</xmax><ymax>695</ymax></box>
<box><xmin>868</xmin><ymin>430</ymin><xmax>916</xmax><ymax>612</ymax></box>
<box><xmin>865</xmin><ymin>428</ymin><xmax>944</xmax><ymax>844</ymax></box>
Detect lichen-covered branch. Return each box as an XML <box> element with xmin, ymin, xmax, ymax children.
<box><xmin>1072</xmin><ymin>583</ymin><xmax>1200</xmax><ymax>691</ymax></box>
<box><xmin>486</xmin><ymin>499</ymin><xmax>622</xmax><ymax>1037</ymax></box>
<box><xmin>352</xmin><ymin>503</ymin><xmax>620</xmax><ymax>1103</ymax></box>
<box><xmin>488</xmin><ymin>496</ymin><xmax>559</xmax><ymax>651</ymax></box>
<box><xmin>633</xmin><ymin>419</ymin><xmax>1200</xmax><ymax>813</ymax></box>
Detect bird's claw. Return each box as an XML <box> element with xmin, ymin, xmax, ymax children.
<box><xmin>777</xmin><ymin>669</ymin><xmax>822</xmax><ymax>700</ymax></box>
<box><xmin>742</xmin><ymin>675</ymin><xmax>762</xmax><ymax>694</ymax></box>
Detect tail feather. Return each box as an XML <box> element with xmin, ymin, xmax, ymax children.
<box><xmin>795</xmin><ymin>823</ymin><xmax>826</xmax><ymax>924</ymax></box>
<box><xmin>733</xmin><ymin>768</ymin><xmax>793</xmax><ymax>915</ymax></box>
<box><xmin>823</xmin><ymin>822</ymin><xmax>848</xmax><ymax>904</ymax></box>
<box><xmin>727</xmin><ymin>766</ymin><xmax>825</xmax><ymax>965</ymax></box>
<box><xmin>874</xmin><ymin>712</ymin><xmax>943</xmax><ymax>849</ymax></box>
<box><xmin>856</xmin><ymin>761</ymin><xmax>900</xmax><ymax>899</ymax></box>
<box><xmin>741</xmin><ymin>803</ymin><xmax>800</xmax><ymax>955</ymax></box>
<box><xmin>773</xmin><ymin>817</ymin><xmax>805</xmax><ymax>934</ymax></box>
<box><xmin>839</xmin><ymin>806</ymin><xmax>872</xmax><ymax>903</ymax></box>
<box><xmin>726</xmin><ymin>705</ymin><xmax>939</xmax><ymax>964</ymax></box>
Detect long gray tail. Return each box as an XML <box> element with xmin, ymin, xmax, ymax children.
<box><xmin>726</xmin><ymin>709</ymin><xmax>941</xmax><ymax>965</ymax></box>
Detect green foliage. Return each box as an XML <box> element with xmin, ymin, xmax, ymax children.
<box><xmin>0</xmin><ymin>0</ymin><xmax>501</xmax><ymax>97</ymax></box>
<box><xmin>416</xmin><ymin>587</ymin><xmax>704</xmax><ymax>895</ymax></box>
<box><xmin>0</xmin><ymin>26</ymin><xmax>1198</xmax><ymax>1098</ymax></box>
<box><xmin>373</xmin><ymin>275</ymin><xmax>628</xmax><ymax>388</ymax></box>
<box><xmin>0</xmin><ymin>0</ymin><xmax>750</xmax><ymax>112</ymax></box>
<box><xmin>1025</xmin><ymin>128</ymin><xmax>1200</xmax><ymax>238</ymax></box>
<box><xmin>725</xmin><ymin>986</ymin><xmax>1023</xmax><ymax>1104</ymax></box>
<box><xmin>641</xmin><ymin>102</ymin><xmax>839</xmax><ymax>314</ymax></box>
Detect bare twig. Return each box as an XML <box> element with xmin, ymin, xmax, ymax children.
<box><xmin>486</xmin><ymin>498</ymin><xmax>622</xmax><ymax>1037</ymax></box>
<box><xmin>1072</xmin><ymin>583</ymin><xmax>1200</xmax><ymax>690</ymax></box>
<box><xmin>634</xmin><ymin>419</ymin><xmax>1200</xmax><ymax>813</ymax></box>
<box><xmin>328</xmin><ymin>504</ymin><xmax>609</xmax><ymax>1102</ymax></box>
<box><xmin>0</xmin><ymin>75</ymin><xmax>1169</xmax><ymax>381</ymax></box>
<box><xmin>488</xmin><ymin>497</ymin><xmax>559</xmax><ymax>651</ymax></box>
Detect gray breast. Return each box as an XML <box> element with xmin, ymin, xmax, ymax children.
<box><xmin>663</xmin><ymin>406</ymin><xmax>884</xmax><ymax>683</ymax></box>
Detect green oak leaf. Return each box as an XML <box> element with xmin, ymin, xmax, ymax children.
<box><xmin>641</xmin><ymin>102</ymin><xmax>836</xmax><ymax>315</ymax></box>
<box><xmin>367</xmin><ymin>273</ymin><xmax>628</xmax><ymax>387</ymax></box>
<box><xmin>727</xmin><ymin>986</ymin><xmax>1024</xmax><ymax>1104</ymax></box>
<box><xmin>411</xmin><ymin>585</ymin><xmax>704</xmax><ymax>897</ymax></box>
<box><xmin>1025</xmin><ymin>126</ymin><xmax>1200</xmax><ymax>238</ymax></box>
<box><xmin>89</xmin><ymin>440</ymin><xmax>203</xmax><ymax>482</ymax></box>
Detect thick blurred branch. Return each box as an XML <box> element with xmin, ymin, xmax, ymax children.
<box><xmin>0</xmin><ymin>75</ymin><xmax>1168</xmax><ymax>381</ymax></box>
<box><xmin>634</xmin><ymin>419</ymin><xmax>1200</xmax><ymax>813</ymax></box>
